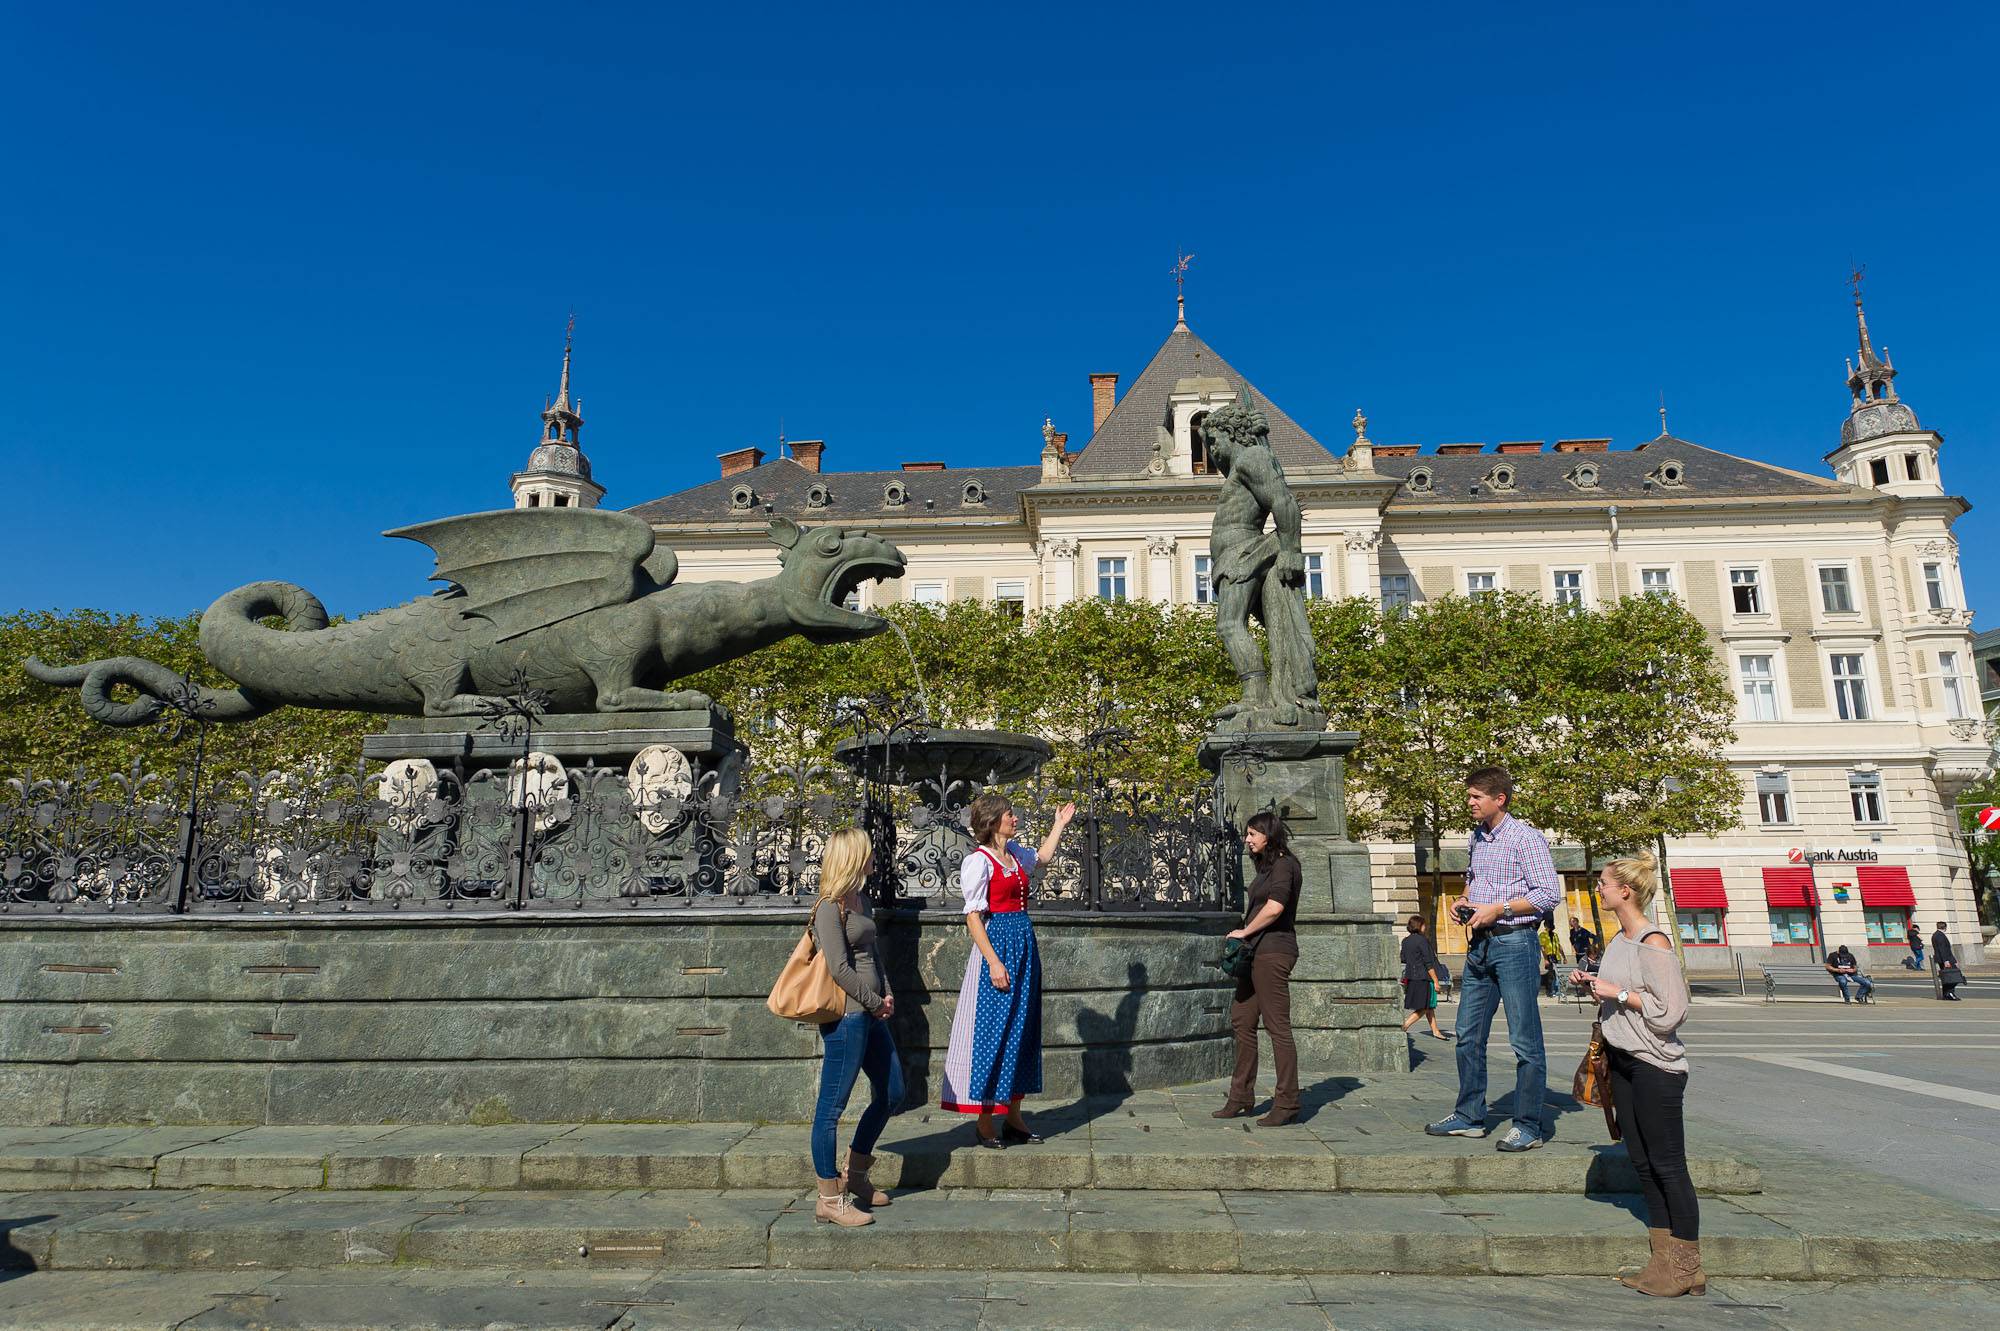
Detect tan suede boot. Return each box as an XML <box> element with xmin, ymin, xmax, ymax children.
<box><xmin>814</xmin><ymin>1175</ymin><xmax>872</xmax><ymax>1227</ymax></box>
<box><xmin>1618</xmin><ymin>1227</ymin><xmax>1670</xmax><ymax>1286</ymax></box>
<box><xmin>843</xmin><ymin>1149</ymin><xmax>890</xmax><ymax>1207</ymax></box>
<box><xmin>1632</xmin><ymin>1237</ymin><xmax>1704</xmax><ymax>1297</ymax></box>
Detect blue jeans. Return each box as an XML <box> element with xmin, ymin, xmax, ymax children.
<box><xmin>1453</xmin><ymin>927</ymin><xmax>1548</xmax><ymax>1136</ymax></box>
<box><xmin>1834</xmin><ymin>973</ymin><xmax>1874</xmax><ymax>1002</ymax></box>
<box><xmin>811</xmin><ymin>1011</ymin><xmax>905</xmax><ymax>1180</ymax></box>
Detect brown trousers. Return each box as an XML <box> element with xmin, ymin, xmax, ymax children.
<box><xmin>1227</xmin><ymin>948</ymin><xmax>1299</xmax><ymax>1111</ymax></box>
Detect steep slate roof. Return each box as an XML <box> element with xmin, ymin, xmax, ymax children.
<box><xmin>627</xmin><ymin>456</ymin><xmax>1042</xmax><ymax>525</ymax></box>
<box><xmin>1373</xmin><ymin>434</ymin><xmax>1857</xmax><ymax>508</ymax></box>
<box><xmin>1071</xmin><ymin>323</ymin><xmax>1341</xmax><ymax>477</ymax></box>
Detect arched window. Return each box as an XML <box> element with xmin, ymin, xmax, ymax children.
<box><xmin>1189</xmin><ymin>411</ymin><xmax>1211</xmax><ymax>474</ymax></box>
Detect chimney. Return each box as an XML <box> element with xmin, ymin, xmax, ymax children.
<box><xmin>1496</xmin><ymin>441</ymin><xmax>1546</xmax><ymax>454</ymax></box>
<box><xmin>1554</xmin><ymin>438</ymin><xmax>1611</xmax><ymax>453</ymax></box>
<box><xmin>789</xmin><ymin>439</ymin><xmax>825</xmax><ymax>473</ymax></box>
<box><xmin>901</xmin><ymin>461</ymin><xmax>947</xmax><ymax>472</ymax></box>
<box><xmin>1435</xmin><ymin>443</ymin><xmax>1485</xmax><ymax>456</ymax></box>
<box><xmin>1090</xmin><ymin>373</ymin><xmax>1119</xmax><ymax>432</ymax></box>
<box><xmin>1373</xmin><ymin>444</ymin><xmax>1421</xmax><ymax>458</ymax></box>
<box><xmin>719</xmin><ymin>446</ymin><xmax>765</xmax><ymax>477</ymax></box>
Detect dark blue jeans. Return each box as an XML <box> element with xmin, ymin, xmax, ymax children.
<box><xmin>811</xmin><ymin>1012</ymin><xmax>905</xmax><ymax>1179</ymax></box>
<box><xmin>1452</xmin><ymin>927</ymin><xmax>1548</xmax><ymax>1136</ymax></box>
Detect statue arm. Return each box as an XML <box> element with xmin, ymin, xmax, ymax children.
<box><xmin>1244</xmin><ymin>456</ymin><xmax>1306</xmax><ymax>579</ymax></box>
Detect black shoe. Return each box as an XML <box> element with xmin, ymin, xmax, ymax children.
<box><xmin>974</xmin><ymin>1125</ymin><xmax>1007</xmax><ymax>1150</ymax></box>
<box><xmin>1001</xmin><ymin>1124</ymin><xmax>1043</xmax><ymax>1145</ymax></box>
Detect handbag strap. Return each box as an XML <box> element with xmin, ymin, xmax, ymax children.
<box><xmin>810</xmin><ymin>895</ymin><xmax>857</xmax><ymax>969</ymax></box>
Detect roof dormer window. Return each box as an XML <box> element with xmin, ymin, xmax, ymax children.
<box><xmin>1566</xmin><ymin>463</ymin><xmax>1600</xmax><ymax>490</ymax></box>
<box><xmin>1649</xmin><ymin>459</ymin><xmax>1686</xmax><ymax>488</ymax></box>
<box><xmin>1407</xmin><ymin>466</ymin><xmax>1434</xmax><ymax>495</ymax></box>
<box><xmin>1485</xmin><ymin>464</ymin><xmax>1516</xmax><ymax>492</ymax></box>
<box><xmin>883</xmin><ymin>480</ymin><xmax>907</xmax><ymax>508</ymax></box>
<box><xmin>729</xmin><ymin>484</ymin><xmax>755</xmax><ymax>511</ymax></box>
<box><xmin>961</xmin><ymin>480</ymin><xmax>986</xmax><ymax>506</ymax></box>
<box><xmin>805</xmin><ymin>483</ymin><xmax>830</xmax><ymax>509</ymax></box>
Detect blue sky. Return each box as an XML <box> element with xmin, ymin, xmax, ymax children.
<box><xmin>5</xmin><ymin>2</ymin><xmax>1996</xmax><ymax>619</ymax></box>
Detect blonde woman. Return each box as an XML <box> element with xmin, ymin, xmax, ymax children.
<box><xmin>939</xmin><ymin>792</ymin><xmax>1075</xmax><ymax>1147</ymax></box>
<box><xmin>807</xmin><ymin>827</ymin><xmax>904</xmax><ymax>1227</ymax></box>
<box><xmin>1569</xmin><ymin>849</ymin><xmax>1699</xmax><ymax>1297</ymax></box>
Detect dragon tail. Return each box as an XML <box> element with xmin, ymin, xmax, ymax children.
<box><xmin>23</xmin><ymin>653</ymin><xmax>275</xmax><ymax>728</ymax></box>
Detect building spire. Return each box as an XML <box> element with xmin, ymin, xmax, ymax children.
<box><xmin>541</xmin><ymin>315</ymin><xmax>583</xmax><ymax>443</ymax></box>
<box><xmin>1838</xmin><ymin>269</ymin><xmax>1922</xmax><ymax>449</ymax></box>
<box><xmin>1171</xmin><ymin>251</ymin><xmax>1194</xmax><ymax>329</ymax></box>
<box><xmin>1658</xmin><ymin>391</ymin><xmax>1668</xmax><ymax>438</ymax></box>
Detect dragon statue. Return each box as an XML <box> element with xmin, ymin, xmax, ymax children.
<box><xmin>26</xmin><ymin>508</ymin><xmax>906</xmax><ymax>726</ymax></box>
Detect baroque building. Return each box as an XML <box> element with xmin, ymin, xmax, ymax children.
<box><xmin>566</xmin><ymin>293</ymin><xmax>1989</xmax><ymax>966</ymax></box>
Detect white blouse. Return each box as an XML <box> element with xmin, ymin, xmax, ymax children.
<box><xmin>958</xmin><ymin>840</ymin><xmax>1038</xmax><ymax>914</ymax></box>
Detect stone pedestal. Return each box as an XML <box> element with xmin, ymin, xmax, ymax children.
<box><xmin>361</xmin><ymin>709</ymin><xmax>744</xmax><ymax>783</ymax></box>
<box><xmin>1198</xmin><ymin>730</ymin><xmax>1374</xmax><ymax>914</ymax></box>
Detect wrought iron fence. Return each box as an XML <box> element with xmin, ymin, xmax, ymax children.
<box><xmin>0</xmin><ymin>727</ymin><xmax>1238</xmax><ymax>916</ymax></box>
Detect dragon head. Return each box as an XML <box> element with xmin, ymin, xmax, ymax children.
<box><xmin>769</xmin><ymin>518</ymin><xmax>907</xmax><ymax>642</ymax></box>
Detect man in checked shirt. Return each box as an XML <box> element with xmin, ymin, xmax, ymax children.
<box><xmin>1425</xmin><ymin>766</ymin><xmax>1562</xmax><ymax>1151</ymax></box>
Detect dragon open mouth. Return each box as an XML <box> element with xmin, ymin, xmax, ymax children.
<box><xmin>809</xmin><ymin>553</ymin><xmax>906</xmax><ymax>631</ymax></box>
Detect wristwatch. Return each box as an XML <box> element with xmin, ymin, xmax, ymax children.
<box><xmin>1616</xmin><ymin>989</ymin><xmax>1630</xmax><ymax>1009</ymax></box>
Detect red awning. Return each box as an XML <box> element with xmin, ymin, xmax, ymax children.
<box><xmin>1669</xmin><ymin>868</ymin><xmax>1728</xmax><ymax>911</ymax></box>
<box><xmin>1857</xmin><ymin>865</ymin><xmax>1916</xmax><ymax>909</ymax></box>
<box><xmin>1762</xmin><ymin>866</ymin><xmax>1818</xmax><ymax>909</ymax></box>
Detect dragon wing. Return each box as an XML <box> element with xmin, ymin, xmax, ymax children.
<box><xmin>386</xmin><ymin>508</ymin><xmax>664</xmax><ymax>642</ymax></box>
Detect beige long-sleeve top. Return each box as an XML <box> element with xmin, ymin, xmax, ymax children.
<box><xmin>810</xmin><ymin>895</ymin><xmax>889</xmax><ymax>1017</ymax></box>
<box><xmin>1595</xmin><ymin>928</ymin><xmax>1690</xmax><ymax>1075</ymax></box>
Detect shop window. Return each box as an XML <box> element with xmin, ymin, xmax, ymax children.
<box><xmin>1768</xmin><ymin>908</ymin><xmax>1815</xmax><ymax>945</ymax></box>
<box><xmin>1678</xmin><ymin>909</ymin><xmax>1727</xmax><ymax>945</ymax></box>
<box><xmin>1863</xmin><ymin>909</ymin><xmax>1909</xmax><ymax>944</ymax></box>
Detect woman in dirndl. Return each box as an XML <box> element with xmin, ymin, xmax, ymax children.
<box><xmin>939</xmin><ymin>791</ymin><xmax>1075</xmax><ymax>1147</ymax></box>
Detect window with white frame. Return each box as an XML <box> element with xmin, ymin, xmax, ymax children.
<box><xmin>1922</xmin><ymin>562</ymin><xmax>1948</xmax><ymax>610</ymax></box>
<box><xmin>1380</xmin><ymin>572</ymin><xmax>1412</xmax><ymax>614</ymax></box>
<box><xmin>1640</xmin><ymin>568</ymin><xmax>1674</xmax><ymax>598</ymax></box>
<box><xmin>993</xmin><ymin>580</ymin><xmax>1027</xmax><ymax>622</ymax></box>
<box><xmin>1818</xmin><ymin>566</ymin><xmax>1855</xmax><ymax>614</ymax></box>
<box><xmin>1864</xmin><ymin>909</ymin><xmax>1908</xmax><ymax>944</ymax></box>
<box><xmin>1939</xmin><ymin>650</ymin><xmax>1969</xmax><ymax>719</ymax></box>
<box><xmin>1552</xmin><ymin>569</ymin><xmax>1584</xmax><ymax>609</ymax></box>
<box><xmin>1739</xmin><ymin>655</ymin><xmax>1778</xmax><ymax>721</ymax></box>
<box><xmin>1755</xmin><ymin>770</ymin><xmax>1792</xmax><ymax>825</ymax></box>
<box><xmin>1303</xmin><ymin>553</ymin><xmax>1325</xmax><ymax>600</ymax></box>
<box><xmin>1831</xmin><ymin>653</ymin><xmax>1871</xmax><ymax>720</ymax></box>
<box><xmin>911</xmin><ymin>582</ymin><xmax>947</xmax><ymax>606</ymax></box>
<box><xmin>1466</xmin><ymin>571</ymin><xmax>1497</xmax><ymax>599</ymax></box>
<box><xmin>1193</xmin><ymin>555</ymin><xmax>1213</xmax><ymax>605</ymax></box>
<box><xmin>1768</xmin><ymin>908</ymin><xmax>1815</xmax><ymax>945</ymax></box>
<box><xmin>1729</xmin><ymin>567</ymin><xmax>1763</xmax><ymax>615</ymax></box>
<box><xmin>1848</xmin><ymin>770</ymin><xmax>1885</xmax><ymax>824</ymax></box>
<box><xmin>1097</xmin><ymin>557</ymin><xmax>1128</xmax><ymax>602</ymax></box>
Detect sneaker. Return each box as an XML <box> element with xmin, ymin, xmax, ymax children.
<box><xmin>1424</xmin><ymin>1113</ymin><xmax>1488</xmax><ymax>1138</ymax></box>
<box><xmin>1495</xmin><ymin>1126</ymin><xmax>1544</xmax><ymax>1152</ymax></box>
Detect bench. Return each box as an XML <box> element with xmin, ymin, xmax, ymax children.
<box><xmin>1761</xmin><ymin>963</ymin><xmax>1873</xmax><ymax>1003</ymax></box>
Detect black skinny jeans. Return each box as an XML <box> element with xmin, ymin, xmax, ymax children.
<box><xmin>1607</xmin><ymin>1045</ymin><xmax>1699</xmax><ymax>1241</ymax></box>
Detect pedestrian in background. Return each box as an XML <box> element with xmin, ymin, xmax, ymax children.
<box><xmin>807</xmin><ymin>828</ymin><xmax>904</xmax><ymax>1227</ymax></box>
<box><xmin>1903</xmin><ymin>926</ymin><xmax>1926</xmax><ymax>971</ymax></box>
<box><xmin>1539</xmin><ymin>918</ymin><xmax>1563</xmax><ymax>998</ymax></box>
<box><xmin>1425</xmin><ymin>766</ymin><xmax>1562</xmax><ymax>1152</ymax></box>
<box><xmin>1932</xmin><ymin>922</ymin><xmax>1964</xmax><ymax>1000</ymax></box>
<box><xmin>1400</xmin><ymin>914</ymin><xmax>1449</xmax><ymax>1042</ymax></box>
<box><xmin>1215</xmin><ymin>811</ymin><xmax>1304</xmax><ymax>1126</ymax></box>
<box><xmin>1572</xmin><ymin>848</ymin><xmax>1700</xmax><ymax>1298</ymax></box>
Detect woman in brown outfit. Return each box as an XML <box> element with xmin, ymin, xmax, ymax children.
<box><xmin>1214</xmin><ymin>811</ymin><xmax>1302</xmax><ymax>1126</ymax></box>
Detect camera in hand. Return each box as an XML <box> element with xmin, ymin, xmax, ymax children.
<box><xmin>1452</xmin><ymin>902</ymin><xmax>1476</xmax><ymax>925</ymax></box>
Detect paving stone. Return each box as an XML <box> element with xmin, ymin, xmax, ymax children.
<box><xmin>398</xmin><ymin>1189</ymin><xmax>785</xmax><ymax>1270</ymax></box>
<box><xmin>1226</xmin><ymin>1190</ymin><xmax>1491</xmax><ymax>1274</ymax></box>
<box><xmin>0</xmin><ymin>1127</ymin><xmax>241</xmax><ymax>1190</ymax></box>
<box><xmin>324</xmin><ymin>1125</ymin><xmax>575</xmax><ymax>1189</ymax></box>
<box><xmin>1088</xmin><ymin>1129</ymin><xmax>1341</xmax><ymax>1192</ymax></box>
<box><xmin>0</xmin><ymin>1269</ymin><xmax>275</xmax><ymax>1330</ymax></box>
<box><xmin>48</xmin><ymin>1189</ymin><xmax>473</xmax><ymax>1271</ymax></box>
<box><xmin>156</xmin><ymin>1127</ymin><xmax>404</xmax><ymax>1189</ymax></box>
<box><xmin>0</xmin><ymin>1189</ymin><xmax>166</xmax><ymax>1267</ymax></box>
<box><xmin>982</xmin><ymin>1272</ymin><xmax>1331</xmax><ymax>1331</ymax></box>
<box><xmin>518</xmin><ymin>1123</ymin><xmax>751</xmax><ymax>1189</ymax></box>
<box><xmin>1450</xmin><ymin>1191</ymin><xmax>1808</xmax><ymax>1277</ymax></box>
<box><xmin>1064</xmin><ymin>1188</ymin><xmax>1238</xmax><ymax>1272</ymax></box>
<box><xmin>183</xmin><ymin>1270</ymin><xmax>661</xmax><ymax>1331</ymax></box>
<box><xmin>624</xmin><ymin>1269</ymin><xmax>985</xmax><ymax>1331</ymax></box>
<box><xmin>767</xmin><ymin>1187</ymin><xmax>1070</xmax><ymax>1271</ymax></box>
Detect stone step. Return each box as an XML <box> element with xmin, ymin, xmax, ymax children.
<box><xmin>0</xmin><ymin>1120</ymin><xmax>1762</xmax><ymax>1196</ymax></box>
<box><xmin>5</xmin><ymin>1186</ymin><xmax>1995</xmax><ymax>1280</ymax></box>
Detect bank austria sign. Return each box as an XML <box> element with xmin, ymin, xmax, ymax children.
<box><xmin>1786</xmin><ymin>846</ymin><xmax>1880</xmax><ymax>865</ymax></box>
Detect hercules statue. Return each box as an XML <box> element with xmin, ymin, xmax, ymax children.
<box><xmin>1202</xmin><ymin>397</ymin><xmax>1325</xmax><ymax>732</ymax></box>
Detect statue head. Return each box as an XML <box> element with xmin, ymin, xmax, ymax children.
<box><xmin>1199</xmin><ymin>396</ymin><xmax>1270</xmax><ymax>471</ymax></box>
<box><xmin>767</xmin><ymin>518</ymin><xmax>909</xmax><ymax>643</ymax></box>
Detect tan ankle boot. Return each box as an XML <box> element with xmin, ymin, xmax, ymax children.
<box><xmin>843</xmin><ymin>1149</ymin><xmax>890</xmax><ymax>1207</ymax></box>
<box><xmin>1618</xmin><ymin>1227</ymin><xmax>1670</xmax><ymax>1286</ymax></box>
<box><xmin>814</xmin><ymin>1175</ymin><xmax>872</xmax><ymax>1227</ymax></box>
<box><xmin>1632</xmin><ymin>1236</ymin><xmax>1704</xmax><ymax>1297</ymax></box>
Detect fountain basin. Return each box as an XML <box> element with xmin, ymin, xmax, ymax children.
<box><xmin>833</xmin><ymin>729</ymin><xmax>1052</xmax><ymax>788</ymax></box>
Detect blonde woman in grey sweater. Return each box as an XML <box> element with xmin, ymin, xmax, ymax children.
<box><xmin>1568</xmin><ymin>849</ymin><xmax>1700</xmax><ymax>1298</ymax></box>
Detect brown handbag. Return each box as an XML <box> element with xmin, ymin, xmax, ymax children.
<box><xmin>766</xmin><ymin>899</ymin><xmax>850</xmax><ymax>1024</ymax></box>
<box><xmin>1571</xmin><ymin>1021</ymin><xmax>1622</xmax><ymax>1141</ymax></box>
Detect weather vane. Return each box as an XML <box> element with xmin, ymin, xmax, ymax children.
<box><xmin>1172</xmin><ymin>251</ymin><xmax>1194</xmax><ymax>325</ymax></box>
<box><xmin>1849</xmin><ymin>263</ymin><xmax>1865</xmax><ymax>308</ymax></box>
